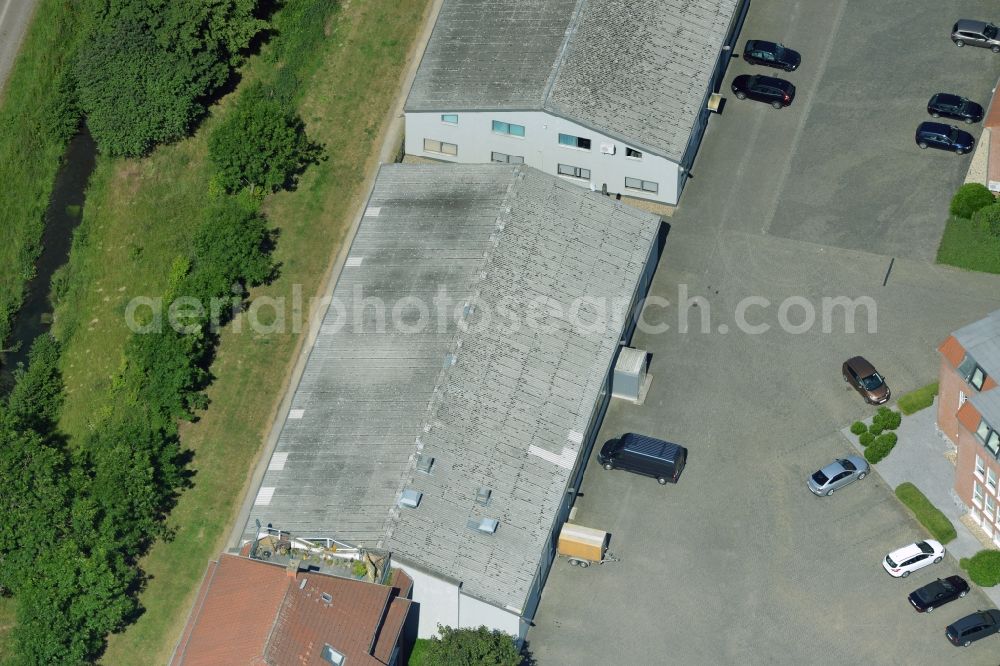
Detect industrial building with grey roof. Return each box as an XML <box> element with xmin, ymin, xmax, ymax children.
<box><xmin>407</xmin><ymin>0</ymin><xmax>743</xmax><ymax>162</ymax></box>
<box><xmin>243</xmin><ymin>163</ymin><xmax>664</xmax><ymax>638</ymax></box>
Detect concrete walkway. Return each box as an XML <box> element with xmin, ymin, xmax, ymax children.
<box><xmin>844</xmin><ymin>400</ymin><xmax>1000</xmax><ymax>607</ymax></box>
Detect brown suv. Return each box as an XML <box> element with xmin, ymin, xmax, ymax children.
<box><xmin>843</xmin><ymin>356</ymin><xmax>890</xmax><ymax>404</ymax></box>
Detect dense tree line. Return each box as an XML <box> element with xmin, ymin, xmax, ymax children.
<box><xmin>0</xmin><ymin>198</ymin><xmax>274</xmax><ymax>662</ymax></box>
<box><xmin>0</xmin><ymin>0</ymin><xmax>328</xmax><ymax>660</ymax></box>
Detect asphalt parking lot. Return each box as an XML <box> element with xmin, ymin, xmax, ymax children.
<box><xmin>529</xmin><ymin>0</ymin><xmax>1000</xmax><ymax>663</ymax></box>
<box><xmin>685</xmin><ymin>0</ymin><xmax>999</xmax><ymax>262</ymax></box>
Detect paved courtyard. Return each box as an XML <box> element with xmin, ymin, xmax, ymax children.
<box><xmin>529</xmin><ymin>0</ymin><xmax>1000</xmax><ymax>662</ymax></box>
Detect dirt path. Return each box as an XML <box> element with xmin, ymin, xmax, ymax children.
<box><xmin>0</xmin><ymin>0</ymin><xmax>39</xmax><ymax>102</ymax></box>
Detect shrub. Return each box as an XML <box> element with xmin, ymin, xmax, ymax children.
<box><xmin>898</xmin><ymin>383</ymin><xmax>938</xmax><ymax>415</ymax></box>
<box><xmin>869</xmin><ymin>423</ymin><xmax>884</xmax><ymax>436</ymax></box>
<box><xmin>972</xmin><ymin>203</ymin><xmax>1000</xmax><ymax>238</ymax></box>
<box><xmin>895</xmin><ymin>483</ymin><xmax>957</xmax><ymax>544</ymax></box>
<box><xmin>850</xmin><ymin>421</ymin><xmax>867</xmax><ymax>436</ymax></box>
<box><xmin>421</xmin><ymin>626</ymin><xmax>521</xmax><ymax>666</ymax></box>
<box><xmin>864</xmin><ymin>435</ymin><xmax>895</xmax><ymax>464</ymax></box>
<box><xmin>873</xmin><ymin>407</ymin><xmax>902</xmax><ymax>431</ymax></box>
<box><xmin>858</xmin><ymin>431</ymin><xmax>875</xmax><ymax>447</ymax></box>
<box><xmin>950</xmin><ymin>183</ymin><xmax>996</xmax><ymax>219</ymax></box>
<box><xmin>875</xmin><ymin>432</ymin><xmax>897</xmax><ymax>448</ymax></box>
<box><xmin>959</xmin><ymin>550</ymin><xmax>1000</xmax><ymax>587</ymax></box>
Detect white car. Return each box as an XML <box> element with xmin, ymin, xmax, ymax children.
<box><xmin>882</xmin><ymin>540</ymin><xmax>945</xmax><ymax>578</ymax></box>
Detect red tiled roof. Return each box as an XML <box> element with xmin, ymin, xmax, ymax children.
<box><xmin>172</xmin><ymin>555</ymin><xmax>288</xmax><ymax>665</ymax></box>
<box><xmin>939</xmin><ymin>335</ymin><xmax>966</xmax><ymax>369</ymax></box>
<box><xmin>958</xmin><ymin>401</ymin><xmax>982</xmax><ymax>434</ymax></box>
<box><xmin>172</xmin><ymin>554</ymin><xmax>411</xmax><ymax>666</ymax></box>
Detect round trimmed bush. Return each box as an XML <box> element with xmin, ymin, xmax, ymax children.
<box><xmin>960</xmin><ymin>550</ymin><xmax>1000</xmax><ymax>587</ymax></box>
<box><xmin>873</xmin><ymin>407</ymin><xmax>902</xmax><ymax>431</ymax></box>
<box><xmin>972</xmin><ymin>203</ymin><xmax>1000</xmax><ymax>238</ymax></box>
<box><xmin>850</xmin><ymin>421</ymin><xmax>867</xmax><ymax>436</ymax></box>
<box><xmin>869</xmin><ymin>423</ymin><xmax>884</xmax><ymax>436</ymax></box>
<box><xmin>864</xmin><ymin>438</ymin><xmax>892</xmax><ymax>464</ymax></box>
<box><xmin>874</xmin><ymin>432</ymin><xmax>897</xmax><ymax>448</ymax></box>
<box><xmin>950</xmin><ymin>183</ymin><xmax>996</xmax><ymax>219</ymax></box>
<box><xmin>858</xmin><ymin>431</ymin><xmax>875</xmax><ymax>447</ymax></box>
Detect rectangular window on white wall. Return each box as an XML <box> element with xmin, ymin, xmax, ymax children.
<box><xmin>491</xmin><ymin>151</ymin><xmax>524</xmax><ymax>164</ymax></box>
<box><xmin>557</xmin><ymin>164</ymin><xmax>590</xmax><ymax>180</ymax></box>
<box><xmin>441</xmin><ymin>114</ymin><xmax>458</xmax><ymax>124</ymax></box>
<box><xmin>625</xmin><ymin>147</ymin><xmax>643</xmax><ymax>159</ymax></box>
<box><xmin>492</xmin><ymin>120</ymin><xmax>525</xmax><ymax>137</ymax></box>
<box><xmin>988</xmin><ymin>466</ymin><xmax>998</xmax><ymax>494</ymax></box>
<box><xmin>558</xmin><ymin>133</ymin><xmax>591</xmax><ymax>150</ymax></box>
<box><xmin>625</xmin><ymin>177</ymin><xmax>659</xmax><ymax>194</ymax></box>
<box><xmin>974</xmin><ymin>481</ymin><xmax>984</xmax><ymax>507</ymax></box>
<box><xmin>976</xmin><ymin>455</ymin><xmax>986</xmax><ymax>480</ymax></box>
<box><xmin>424</xmin><ymin>138</ymin><xmax>458</xmax><ymax>156</ymax></box>
<box><xmin>987</xmin><ymin>495</ymin><xmax>997</xmax><ymax>524</ymax></box>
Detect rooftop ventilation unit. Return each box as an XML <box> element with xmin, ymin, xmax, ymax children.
<box><xmin>475</xmin><ymin>487</ymin><xmax>492</xmax><ymax>506</ymax></box>
<box><xmin>398</xmin><ymin>489</ymin><xmax>422</xmax><ymax>509</ymax></box>
<box><xmin>468</xmin><ymin>517</ymin><xmax>499</xmax><ymax>534</ymax></box>
<box><xmin>320</xmin><ymin>592</ymin><xmax>333</xmax><ymax>604</ymax></box>
<box><xmin>612</xmin><ymin>347</ymin><xmax>650</xmax><ymax>403</ymax></box>
<box><xmin>416</xmin><ymin>454</ymin><xmax>435</xmax><ymax>474</ymax></box>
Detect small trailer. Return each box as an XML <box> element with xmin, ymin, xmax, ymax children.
<box><xmin>557</xmin><ymin>523</ymin><xmax>618</xmax><ymax>567</ymax></box>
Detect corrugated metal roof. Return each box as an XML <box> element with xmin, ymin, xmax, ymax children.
<box><xmin>953</xmin><ymin>309</ymin><xmax>1000</xmax><ymax>378</ymax></box>
<box><xmin>405</xmin><ymin>0</ymin><xmax>741</xmax><ymax>161</ymax></box>
<box><xmin>245</xmin><ymin>164</ymin><xmax>661</xmax><ymax>613</ymax></box>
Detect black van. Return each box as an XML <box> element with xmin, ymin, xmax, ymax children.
<box><xmin>597</xmin><ymin>433</ymin><xmax>687</xmax><ymax>485</ymax></box>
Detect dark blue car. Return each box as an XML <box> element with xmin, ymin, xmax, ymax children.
<box><xmin>915</xmin><ymin>122</ymin><xmax>974</xmax><ymax>154</ymax></box>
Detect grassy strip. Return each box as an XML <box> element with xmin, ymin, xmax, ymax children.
<box><xmin>936</xmin><ymin>216</ymin><xmax>1000</xmax><ymax>274</ymax></box>
<box><xmin>52</xmin><ymin>1</ymin><xmax>428</xmax><ymax>662</ymax></box>
<box><xmin>409</xmin><ymin>639</ymin><xmax>430</xmax><ymax>665</ymax></box>
<box><xmin>0</xmin><ymin>0</ymin><xmax>90</xmax><ymax>346</ymax></box>
<box><xmin>895</xmin><ymin>482</ymin><xmax>957</xmax><ymax>544</ymax></box>
<box><xmin>0</xmin><ymin>596</ymin><xmax>14</xmax><ymax>664</ymax></box>
<box><xmin>898</xmin><ymin>382</ymin><xmax>938</xmax><ymax>416</ymax></box>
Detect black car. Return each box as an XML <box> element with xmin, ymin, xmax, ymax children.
<box><xmin>915</xmin><ymin>122</ymin><xmax>974</xmax><ymax>154</ymax></box>
<box><xmin>927</xmin><ymin>93</ymin><xmax>984</xmax><ymax>124</ymax></box>
<box><xmin>945</xmin><ymin>609</ymin><xmax>1000</xmax><ymax>647</ymax></box>
<box><xmin>908</xmin><ymin>576</ymin><xmax>969</xmax><ymax>612</ymax></box>
<box><xmin>731</xmin><ymin>75</ymin><xmax>795</xmax><ymax>109</ymax></box>
<box><xmin>742</xmin><ymin>40</ymin><xmax>801</xmax><ymax>71</ymax></box>
<box><xmin>598</xmin><ymin>433</ymin><xmax>687</xmax><ymax>485</ymax></box>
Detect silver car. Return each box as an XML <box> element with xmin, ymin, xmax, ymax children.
<box><xmin>951</xmin><ymin>20</ymin><xmax>1000</xmax><ymax>52</ymax></box>
<box><xmin>808</xmin><ymin>455</ymin><xmax>869</xmax><ymax>496</ymax></box>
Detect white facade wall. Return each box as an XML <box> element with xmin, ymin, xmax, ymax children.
<box><xmin>405</xmin><ymin>110</ymin><xmax>683</xmax><ymax>205</ymax></box>
<box><xmin>458</xmin><ymin>592</ymin><xmax>522</xmax><ymax>639</ymax></box>
<box><xmin>394</xmin><ymin>561</ymin><xmax>521</xmax><ymax>640</ymax></box>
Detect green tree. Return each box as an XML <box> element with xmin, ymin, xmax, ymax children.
<box><xmin>0</xmin><ymin>421</ymin><xmax>70</xmax><ymax>595</ymax></box>
<box><xmin>949</xmin><ymin>182</ymin><xmax>996</xmax><ymax>219</ymax></box>
<box><xmin>422</xmin><ymin>626</ymin><xmax>521</xmax><ymax>666</ymax></box>
<box><xmin>6</xmin><ymin>335</ymin><xmax>64</xmax><ymax>435</ymax></box>
<box><xmin>209</xmin><ymin>83</ymin><xmax>320</xmax><ymax>193</ymax></box>
<box><xmin>75</xmin><ymin>0</ymin><xmax>266</xmax><ymax>156</ymax></box>
<box><xmin>184</xmin><ymin>198</ymin><xmax>274</xmax><ymax>304</ymax></box>
<box><xmin>74</xmin><ymin>23</ymin><xmax>208</xmax><ymax>156</ymax></box>
<box><xmin>12</xmin><ymin>544</ymin><xmax>137</xmax><ymax>664</ymax></box>
<box><xmin>972</xmin><ymin>202</ymin><xmax>1000</xmax><ymax>238</ymax></box>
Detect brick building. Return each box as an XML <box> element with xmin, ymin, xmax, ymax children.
<box><xmin>170</xmin><ymin>553</ymin><xmax>415</xmax><ymax>666</ymax></box>
<box><xmin>937</xmin><ymin>309</ymin><xmax>1000</xmax><ymax>547</ymax></box>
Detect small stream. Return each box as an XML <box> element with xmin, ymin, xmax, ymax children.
<box><xmin>1</xmin><ymin>127</ymin><xmax>96</xmax><ymax>381</ymax></box>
